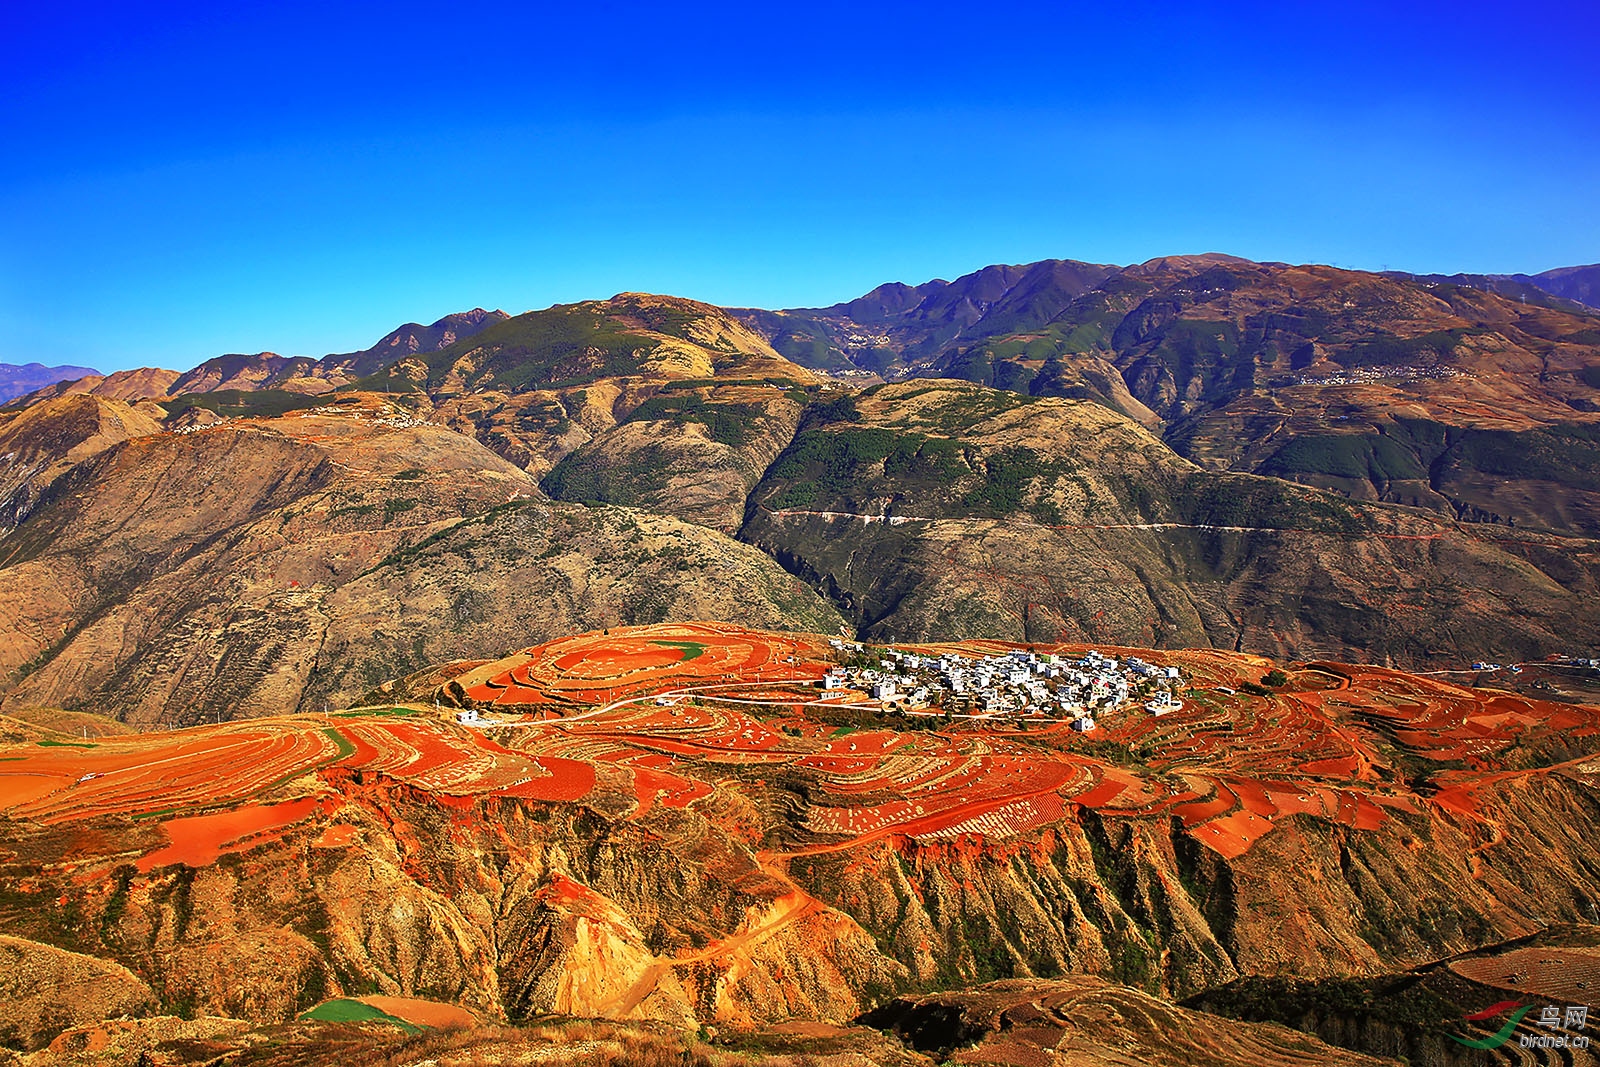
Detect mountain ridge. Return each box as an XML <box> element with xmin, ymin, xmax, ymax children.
<box><xmin>0</xmin><ymin>362</ymin><xmax>103</xmax><ymax>404</ymax></box>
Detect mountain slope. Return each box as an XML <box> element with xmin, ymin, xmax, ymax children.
<box><xmin>1534</xmin><ymin>262</ymin><xmax>1600</xmax><ymax>309</ymax></box>
<box><xmin>0</xmin><ymin>362</ymin><xmax>102</xmax><ymax>404</ymax></box>
<box><xmin>732</xmin><ymin>258</ymin><xmax>1123</xmax><ymax>375</ymax></box>
<box><xmin>164</xmin><ymin>308</ymin><xmax>511</xmax><ymax>397</ymax></box>
<box><xmin>0</xmin><ymin>397</ymin><xmax>841</xmax><ymax>725</ymax></box>
<box><xmin>735</xmin><ymin>256</ymin><xmax>1600</xmax><ymax>535</ymax></box>
<box><xmin>11</xmin><ymin>366</ymin><xmax>181</xmax><ymax>406</ymax></box>
<box><xmin>738</xmin><ymin>379</ymin><xmax>1600</xmax><ymax>663</ymax></box>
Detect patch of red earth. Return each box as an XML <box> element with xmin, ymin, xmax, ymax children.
<box><xmin>492</xmin><ymin>756</ymin><xmax>595</xmax><ymax>802</ymax></box>
<box><xmin>628</xmin><ymin>765</ymin><xmax>713</xmax><ymax>817</ymax></box>
<box><xmin>138</xmin><ymin>795</ymin><xmax>336</xmax><ymax>872</ymax></box>
<box><xmin>1069</xmin><ymin>777</ymin><xmax>1128</xmax><ymax>809</ymax></box>
<box><xmin>1263</xmin><ymin>787</ymin><xmax>1333</xmax><ymax>818</ymax></box>
<box><xmin>353</xmin><ymin>995</ymin><xmax>478</xmax><ymax>1030</ymax></box>
<box><xmin>1301</xmin><ymin>753</ymin><xmax>1360</xmax><ymax>776</ymax></box>
<box><xmin>1173</xmin><ymin>782</ymin><xmax>1238</xmax><ymax>827</ymax></box>
<box><xmin>1229</xmin><ymin>777</ymin><xmax>1279</xmax><ymax>819</ymax></box>
<box><xmin>0</xmin><ymin>772</ymin><xmax>70</xmax><ymax>808</ymax></box>
<box><xmin>1195</xmin><ymin>809</ymin><xmax>1271</xmax><ymax>859</ymax></box>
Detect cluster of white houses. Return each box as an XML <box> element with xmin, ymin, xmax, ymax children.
<box><xmin>823</xmin><ymin>642</ymin><xmax>1184</xmax><ymax>731</ymax></box>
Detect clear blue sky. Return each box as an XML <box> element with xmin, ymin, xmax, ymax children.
<box><xmin>2</xmin><ymin>0</ymin><xmax>1596</xmax><ymax>373</ymax></box>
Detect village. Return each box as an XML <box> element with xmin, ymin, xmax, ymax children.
<box><xmin>821</xmin><ymin>640</ymin><xmax>1185</xmax><ymax>731</ymax></box>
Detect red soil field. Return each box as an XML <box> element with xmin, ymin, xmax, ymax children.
<box><xmin>2</xmin><ymin>625</ymin><xmax>1597</xmax><ymax>870</ymax></box>
<box><xmin>1450</xmin><ymin>946</ymin><xmax>1600</xmax><ymax>1002</ymax></box>
<box><xmin>353</xmin><ymin>995</ymin><xmax>480</xmax><ymax>1029</ymax></box>
<box><xmin>137</xmin><ymin>796</ymin><xmax>337</xmax><ymax>872</ymax></box>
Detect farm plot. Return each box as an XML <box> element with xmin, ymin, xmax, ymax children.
<box><xmin>4</xmin><ymin>628</ymin><xmax>1596</xmax><ymax>872</ymax></box>
<box><xmin>461</xmin><ymin>623</ymin><xmax>831</xmax><ymax>710</ymax></box>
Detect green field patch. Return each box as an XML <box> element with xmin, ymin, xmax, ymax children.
<box><xmin>161</xmin><ymin>388</ymin><xmax>325</xmax><ymax>419</ymax></box>
<box><xmin>649</xmin><ymin>640</ymin><xmax>706</xmax><ymax>661</ymax></box>
<box><xmin>321</xmin><ymin>728</ymin><xmax>356</xmax><ymax>761</ymax></box>
<box><xmin>298</xmin><ymin>998</ymin><xmax>422</xmax><ymax>1034</ymax></box>
<box><xmin>830</xmin><ymin>725</ymin><xmax>858</xmax><ymax>738</ymax></box>
<box><xmin>36</xmin><ymin>739</ymin><xmax>96</xmax><ymax>749</ymax></box>
<box><xmin>334</xmin><ymin>706</ymin><xmax>419</xmax><ymax>718</ymax></box>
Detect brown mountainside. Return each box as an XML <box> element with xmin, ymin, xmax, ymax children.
<box><xmin>0</xmin><ymin>398</ymin><xmax>841</xmax><ymax>725</ymax></box>
<box><xmin>0</xmin><ymin>280</ymin><xmax>1597</xmax><ymax>724</ymax></box>
<box><xmin>735</xmin><ymin>256</ymin><xmax>1600</xmax><ymax>536</ymax></box>
<box><xmin>164</xmin><ymin>308</ymin><xmax>512</xmax><ymax>398</ymax></box>
<box><xmin>738</xmin><ymin>379</ymin><xmax>1600</xmax><ymax>663</ymax></box>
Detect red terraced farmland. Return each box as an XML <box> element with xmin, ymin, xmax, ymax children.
<box><xmin>138</xmin><ymin>796</ymin><xmax>335</xmax><ymax>872</ymax></box>
<box><xmin>460</xmin><ymin>623</ymin><xmax>831</xmax><ymax>710</ymax></box>
<box><xmin>3</xmin><ymin>627</ymin><xmax>1596</xmax><ymax>872</ymax></box>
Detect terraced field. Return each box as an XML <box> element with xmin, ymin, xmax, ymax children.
<box><xmin>3</xmin><ymin>625</ymin><xmax>1596</xmax><ymax>875</ymax></box>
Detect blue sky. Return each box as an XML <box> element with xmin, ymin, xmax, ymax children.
<box><xmin>2</xmin><ymin>1</ymin><xmax>1596</xmax><ymax>373</ymax></box>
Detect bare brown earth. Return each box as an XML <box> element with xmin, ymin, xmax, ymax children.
<box><xmin>864</xmin><ymin>977</ymin><xmax>1394</xmax><ymax>1066</ymax></box>
<box><xmin>13</xmin><ymin>368</ymin><xmax>181</xmax><ymax>405</ymax></box>
<box><xmin>0</xmin><ymin>985</ymin><xmax>1394</xmax><ymax>1066</ymax></box>
<box><xmin>0</xmin><ymin>394</ymin><xmax>162</xmax><ymax>534</ymax></box>
<box><xmin>0</xmin><ymin>936</ymin><xmax>156</xmax><ymax>1051</ymax></box>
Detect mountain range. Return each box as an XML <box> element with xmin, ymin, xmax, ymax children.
<box><xmin>2</xmin><ymin>254</ymin><xmax>1600</xmax><ymax>1064</ymax></box>
<box><xmin>0</xmin><ymin>255</ymin><xmax>1598</xmax><ymax>728</ymax></box>
<box><xmin>0</xmin><ymin>362</ymin><xmax>102</xmax><ymax>404</ymax></box>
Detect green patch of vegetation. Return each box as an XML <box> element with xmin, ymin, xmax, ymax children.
<box><xmin>648</xmin><ymin>640</ymin><xmax>705</xmax><ymax>661</ymax></box>
<box><xmin>1134</xmin><ymin>319</ymin><xmax>1242</xmax><ymax>372</ymax></box>
<box><xmin>1259</xmin><ymin>433</ymin><xmax>1426</xmax><ymax>483</ymax></box>
<box><xmin>661</xmin><ymin>376</ymin><xmax>805</xmax><ymax>391</ymax></box>
<box><xmin>35</xmin><ymin>738</ymin><xmax>95</xmax><ymax>749</ymax></box>
<box><xmin>1446</xmin><ymin>422</ymin><xmax>1600</xmax><ymax>492</ymax></box>
<box><xmin>383</xmin><ymin>498</ymin><xmax>419</xmax><ymax>518</ymax></box>
<box><xmin>540</xmin><ymin>443</ymin><xmax>672</xmax><ymax>507</ymax></box>
<box><xmin>1335</xmin><ymin>327</ymin><xmax>1486</xmax><ymax>367</ymax></box>
<box><xmin>1174</xmin><ymin>474</ymin><xmax>1370</xmax><ymax>534</ymax></box>
<box><xmin>961</xmin><ymin>446</ymin><xmax>1070</xmax><ymax>515</ymax></box>
<box><xmin>625</xmin><ymin>393</ymin><xmax>765</xmax><ymax>447</ymax></box>
<box><xmin>807</xmin><ymin>395</ymin><xmax>860</xmax><ymax>424</ymax></box>
<box><xmin>1261</xmin><ymin>669</ymin><xmax>1290</xmax><ymax>687</ymax></box>
<box><xmin>392</xmin><ymin>468</ymin><xmax>426</xmax><ymax>480</ymax></box>
<box><xmin>298</xmin><ymin>998</ymin><xmax>423</xmax><ymax>1035</ymax></box>
<box><xmin>160</xmin><ymin>389</ymin><xmax>326</xmax><ymax>419</ymax></box>
<box><xmin>1190</xmin><ymin>973</ymin><xmax>1464</xmax><ymax>1033</ymax></box>
<box><xmin>765</xmin><ymin>427</ymin><xmax>974</xmax><ymax>507</ymax></box>
<box><xmin>333</xmin><ymin>706</ymin><xmax>418</xmax><ymax>718</ymax></box>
